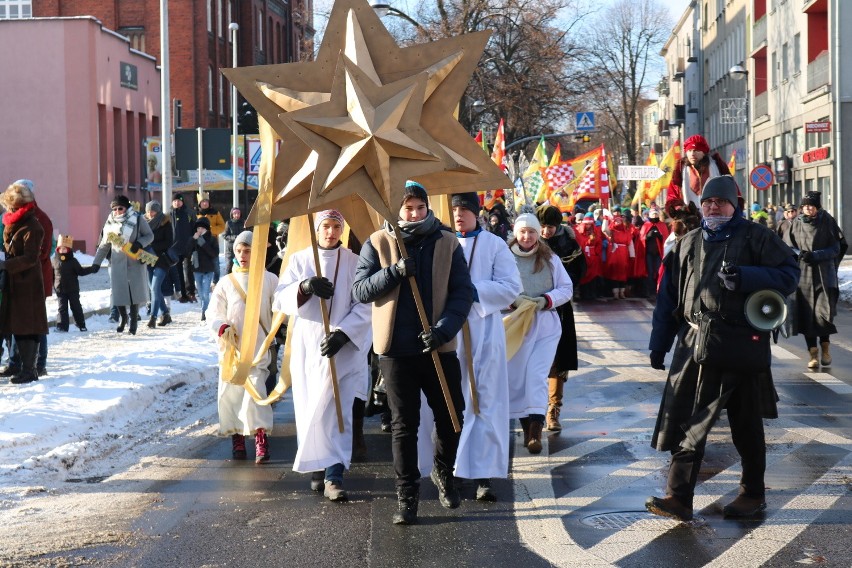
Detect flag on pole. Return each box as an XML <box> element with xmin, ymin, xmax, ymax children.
<box><xmin>548</xmin><ymin>143</ymin><xmax>562</xmax><ymax>167</ymax></box>
<box><xmin>523</xmin><ymin>136</ymin><xmax>548</xmax><ymax>207</ymax></box>
<box><xmin>632</xmin><ymin>148</ymin><xmax>658</xmax><ymax>207</ymax></box>
<box><xmin>541</xmin><ymin>160</ymin><xmax>576</xmax><ymax>203</ymax></box>
<box><xmin>728</xmin><ymin>149</ymin><xmax>736</xmax><ymax>172</ymax></box>
<box><xmin>646</xmin><ymin>140</ymin><xmax>681</xmax><ymax>202</ymax></box>
<box><xmin>491</xmin><ymin>119</ymin><xmax>506</xmax><ymax>168</ymax></box>
<box><xmin>474</xmin><ymin>130</ymin><xmax>488</xmax><ymax>153</ymax></box>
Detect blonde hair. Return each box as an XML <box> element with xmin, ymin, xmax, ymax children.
<box><xmin>3</xmin><ymin>182</ymin><xmax>35</xmax><ymax>210</ymax></box>
<box><xmin>507</xmin><ymin>235</ymin><xmax>554</xmax><ymax>274</ymax></box>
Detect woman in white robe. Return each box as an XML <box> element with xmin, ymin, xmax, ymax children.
<box><xmin>274</xmin><ymin>210</ymin><xmax>372</xmax><ymax>502</ymax></box>
<box><xmin>206</xmin><ymin>230</ymin><xmax>278</xmax><ymax>463</ymax></box>
<box><xmin>505</xmin><ymin>214</ymin><xmax>573</xmax><ymax>455</ymax></box>
<box><xmin>417</xmin><ymin>193</ymin><xmax>522</xmax><ymax>501</ymax></box>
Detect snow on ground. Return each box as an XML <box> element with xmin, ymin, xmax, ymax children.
<box><xmin>1</xmin><ymin>252</ymin><xmax>851</xmax><ymax>511</ymax></box>
<box><xmin>0</xmin><ymin>251</ymin><xmax>223</xmax><ymax>508</ymax></box>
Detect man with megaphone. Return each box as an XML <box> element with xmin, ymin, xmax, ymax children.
<box><xmin>645</xmin><ymin>175</ymin><xmax>800</xmax><ymax>522</ymax></box>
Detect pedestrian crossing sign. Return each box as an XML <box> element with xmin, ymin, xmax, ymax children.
<box><xmin>576</xmin><ymin>112</ymin><xmax>595</xmax><ymax>131</ymax></box>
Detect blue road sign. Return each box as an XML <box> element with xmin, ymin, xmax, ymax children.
<box><xmin>750</xmin><ymin>164</ymin><xmax>774</xmax><ymax>191</ymax></box>
<box><xmin>576</xmin><ymin>112</ymin><xmax>595</xmax><ymax>131</ymax></box>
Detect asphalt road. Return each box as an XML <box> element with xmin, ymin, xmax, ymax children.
<box><xmin>41</xmin><ymin>297</ymin><xmax>852</xmax><ymax>567</ymax></box>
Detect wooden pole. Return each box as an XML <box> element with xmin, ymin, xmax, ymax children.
<box><xmin>307</xmin><ymin>212</ymin><xmax>345</xmax><ymax>434</ymax></box>
<box><xmin>461</xmin><ymin>321</ymin><xmax>479</xmax><ymax>415</ymax></box>
<box><xmin>391</xmin><ymin>225</ymin><xmax>461</xmax><ymax>433</ymax></box>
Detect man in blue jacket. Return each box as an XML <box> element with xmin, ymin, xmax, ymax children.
<box><xmin>646</xmin><ymin>175</ymin><xmax>800</xmax><ymax>522</ymax></box>
<box><xmin>353</xmin><ymin>181</ymin><xmax>473</xmax><ymax>525</ymax></box>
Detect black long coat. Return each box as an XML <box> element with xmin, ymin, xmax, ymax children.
<box><xmin>544</xmin><ymin>226</ymin><xmax>585</xmax><ymax>373</ymax></box>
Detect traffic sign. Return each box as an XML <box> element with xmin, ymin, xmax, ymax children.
<box><xmin>617</xmin><ymin>165</ymin><xmax>666</xmax><ymax>180</ymax></box>
<box><xmin>576</xmin><ymin>112</ymin><xmax>595</xmax><ymax>131</ymax></box>
<box><xmin>750</xmin><ymin>164</ymin><xmax>774</xmax><ymax>190</ymax></box>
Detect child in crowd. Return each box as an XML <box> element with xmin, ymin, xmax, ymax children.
<box><xmin>51</xmin><ymin>234</ymin><xmax>95</xmax><ymax>332</ymax></box>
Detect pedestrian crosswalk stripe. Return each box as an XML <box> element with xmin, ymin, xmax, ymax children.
<box><xmin>803</xmin><ymin>371</ymin><xmax>852</xmax><ymax>395</ymax></box>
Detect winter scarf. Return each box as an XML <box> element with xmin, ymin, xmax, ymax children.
<box><xmin>385</xmin><ymin>210</ymin><xmax>442</xmax><ymax>242</ymax></box>
<box><xmin>100</xmin><ymin>206</ymin><xmax>140</xmax><ymax>247</ymax></box>
<box><xmin>2</xmin><ymin>202</ymin><xmax>36</xmax><ymax>226</ymax></box>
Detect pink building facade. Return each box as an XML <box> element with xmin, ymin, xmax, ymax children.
<box><xmin>0</xmin><ymin>17</ymin><xmax>161</xmax><ymax>252</ymax></box>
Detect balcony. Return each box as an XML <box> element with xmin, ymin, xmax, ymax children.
<box><xmin>752</xmin><ymin>15</ymin><xmax>767</xmax><ymax>53</ymax></box>
<box><xmin>754</xmin><ymin>91</ymin><xmax>768</xmax><ymax>119</ymax></box>
<box><xmin>807</xmin><ymin>50</ymin><xmax>830</xmax><ymax>93</ymax></box>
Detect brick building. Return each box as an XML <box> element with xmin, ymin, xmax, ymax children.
<box><xmin>33</xmin><ymin>0</ymin><xmax>315</xmax><ymax>131</ymax></box>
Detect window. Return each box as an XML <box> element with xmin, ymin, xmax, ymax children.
<box><xmin>209</xmin><ymin>67</ymin><xmax>214</xmax><ymax>112</ymax></box>
<box><xmin>795</xmin><ymin>127</ymin><xmax>804</xmax><ymax>154</ymax></box>
<box><xmin>793</xmin><ymin>34</ymin><xmax>801</xmax><ymax>75</ymax></box>
<box><xmin>756</xmin><ymin>139</ymin><xmax>764</xmax><ymax>164</ymax></box>
<box><xmin>782</xmin><ymin>43</ymin><xmax>788</xmax><ymax>81</ymax></box>
<box><xmin>773</xmin><ymin>135</ymin><xmax>782</xmax><ymax>158</ymax></box>
<box><xmin>771</xmin><ymin>51</ymin><xmax>777</xmax><ymax>89</ymax></box>
<box><xmin>764</xmin><ymin>139</ymin><xmax>772</xmax><ymax>161</ymax></box>
<box><xmin>207</xmin><ymin>0</ymin><xmax>212</xmax><ymax>33</ymax></box>
<box><xmin>228</xmin><ymin>1</ymin><xmax>233</xmax><ymax>41</ymax></box>
<box><xmin>784</xmin><ymin>131</ymin><xmax>794</xmax><ymax>155</ymax></box>
<box><xmin>257</xmin><ymin>9</ymin><xmax>263</xmax><ymax>50</ymax></box>
<box><xmin>218</xmin><ymin>72</ymin><xmax>224</xmax><ymax>116</ymax></box>
<box><xmin>217</xmin><ymin>0</ymin><xmax>223</xmax><ymax>37</ymax></box>
<box><xmin>0</xmin><ymin>0</ymin><xmax>32</xmax><ymax>19</ymax></box>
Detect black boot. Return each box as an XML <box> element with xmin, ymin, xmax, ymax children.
<box><xmin>116</xmin><ymin>306</ymin><xmax>128</xmax><ymax>333</ymax></box>
<box><xmin>157</xmin><ymin>313</ymin><xmax>172</xmax><ymax>326</ymax></box>
<box><xmin>128</xmin><ymin>304</ymin><xmax>138</xmax><ymax>335</ymax></box>
<box><xmin>430</xmin><ymin>465</ymin><xmax>461</xmax><ymax>509</ymax></box>
<box><xmin>147</xmin><ymin>316</ymin><xmax>157</xmax><ymax>329</ymax></box>
<box><xmin>10</xmin><ymin>339</ymin><xmax>38</xmax><ymax>384</ymax></box>
<box><xmin>392</xmin><ymin>485</ymin><xmax>420</xmax><ymax>525</ymax></box>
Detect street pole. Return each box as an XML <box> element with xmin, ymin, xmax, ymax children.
<box><xmin>159</xmin><ymin>0</ymin><xmax>172</xmax><ymax>210</ymax></box>
<box><xmin>229</xmin><ymin>22</ymin><xmax>239</xmax><ymax>209</ymax></box>
<box><xmin>197</xmin><ymin>126</ymin><xmax>204</xmax><ymax>201</ymax></box>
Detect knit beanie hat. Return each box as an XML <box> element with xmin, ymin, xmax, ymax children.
<box><xmin>234</xmin><ymin>230</ymin><xmax>253</xmax><ymax>248</ymax></box>
<box><xmin>111</xmin><ymin>194</ymin><xmax>131</xmax><ymax>209</ymax></box>
<box><xmin>402</xmin><ymin>180</ymin><xmax>428</xmax><ymax>205</ymax></box>
<box><xmin>145</xmin><ymin>200</ymin><xmax>162</xmax><ymax>214</ymax></box>
<box><xmin>513</xmin><ymin>213</ymin><xmax>541</xmax><ymax>236</ymax></box>
<box><xmin>13</xmin><ymin>179</ymin><xmax>34</xmax><ymax>193</ymax></box>
<box><xmin>536</xmin><ymin>204</ymin><xmax>562</xmax><ymax>227</ymax></box>
<box><xmin>700</xmin><ymin>175</ymin><xmax>739</xmax><ymax>206</ymax></box>
<box><xmin>451</xmin><ymin>192</ymin><xmax>481</xmax><ymax>214</ymax></box>
<box><xmin>314</xmin><ymin>209</ymin><xmax>345</xmax><ymax>231</ymax></box>
<box><xmin>801</xmin><ymin>191</ymin><xmax>821</xmax><ymax>209</ymax></box>
<box><xmin>684</xmin><ymin>135</ymin><xmax>710</xmax><ymax>153</ymax></box>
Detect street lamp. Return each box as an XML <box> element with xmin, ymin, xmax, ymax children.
<box><xmin>229</xmin><ymin>22</ymin><xmax>239</xmax><ymax>209</ymax></box>
<box><xmin>730</xmin><ymin>62</ymin><xmax>751</xmax><ymax>202</ymax></box>
<box><xmin>369</xmin><ymin>1</ymin><xmax>422</xmax><ymax>28</ymax></box>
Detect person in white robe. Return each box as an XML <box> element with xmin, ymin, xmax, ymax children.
<box><xmin>274</xmin><ymin>210</ymin><xmax>372</xmax><ymax>502</ymax></box>
<box><xmin>417</xmin><ymin>193</ymin><xmax>521</xmax><ymax>501</ymax></box>
<box><xmin>505</xmin><ymin>214</ymin><xmax>573</xmax><ymax>454</ymax></box>
<box><xmin>207</xmin><ymin>230</ymin><xmax>279</xmax><ymax>463</ymax></box>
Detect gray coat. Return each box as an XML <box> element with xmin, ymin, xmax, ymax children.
<box><xmin>92</xmin><ymin>208</ymin><xmax>154</xmax><ymax>307</ymax></box>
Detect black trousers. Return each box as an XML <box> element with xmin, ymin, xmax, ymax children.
<box><xmin>380</xmin><ymin>352</ymin><xmax>464</xmax><ymax>490</ymax></box>
<box><xmin>667</xmin><ymin>377</ymin><xmax>766</xmax><ymax>504</ymax></box>
<box><xmin>57</xmin><ymin>292</ymin><xmax>85</xmax><ymax>329</ymax></box>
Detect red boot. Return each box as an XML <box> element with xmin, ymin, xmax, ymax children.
<box><xmin>255</xmin><ymin>429</ymin><xmax>270</xmax><ymax>463</ymax></box>
<box><xmin>231</xmin><ymin>434</ymin><xmax>247</xmax><ymax>460</ymax></box>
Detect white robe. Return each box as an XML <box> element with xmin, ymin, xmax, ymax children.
<box><xmin>274</xmin><ymin>247</ymin><xmax>372</xmax><ymax>473</ymax></box>
<box><xmin>507</xmin><ymin>254</ymin><xmax>573</xmax><ymax>418</ymax></box>
<box><xmin>207</xmin><ymin>270</ymin><xmax>279</xmax><ymax>436</ymax></box>
<box><xmin>417</xmin><ymin>231</ymin><xmax>522</xmax><ymax>479</ymax></box>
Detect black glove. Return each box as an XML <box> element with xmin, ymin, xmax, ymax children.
<box><xmin>90</xmin><ymin>264</ymin><xmax>100</xmax><ymax>274</ymax></box>
<box><xmin>717</xmin><ymin>265</ymin><xmax>741</xmax><ymax>291</ymax></box>
<box><xmin>799</xmin><ymin>251</ymin><xmax>813</xmax><ymax>263</ymax></box>
<box><xmin>320</xmin><ymin>330</ymin><xmax>351</xmax><ymax>358</ymax></box>
<box><xmin>299</xmin><ymin>276</ymin><xmax>334</xmax><ymax>299</ymax></box>
<box><xmin>650</xmin><ymin>350</ymin><xmax>666</xmax><ymax>370</ymax></box>
<box><xmin>393</xmin><ymin>257</ymin><xmax>416</xmax><ymax>278</ymax></box>
<box><xmin>419</xmin><ymin>327</ymin><xmax>444</xmax><ymax>353</ymax></box>
<box><xmin>129</xmin><ymin>241</ymin><xmax>141</xmax><ymax>254</ymax></box>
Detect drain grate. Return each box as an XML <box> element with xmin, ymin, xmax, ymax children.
<box><xmin>581</xmin><ymin>511</ymin><xmax>692</xmax><ymax>530</ymax></box>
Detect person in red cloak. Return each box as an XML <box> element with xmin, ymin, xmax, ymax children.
<box><xmin>603</xmin><ymin>209</ymin><xmax>633</xmax><ymax>299</ymax></box>
<box><xmin>574</xmin><ymin>212</ymin><xmax>603</xmax><ymax>300</ymax></box>
<box><xmin>665</xmin><ymin>135</ymin><xmax>733</xmax><ymax>218</ymax></box>
<box><xmin>639</xmin><ymin>205</ymin><xmax>670</xmax><ymax>297</ymax></box>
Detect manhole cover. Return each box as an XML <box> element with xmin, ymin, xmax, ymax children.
<box><xmin>581</xmin><ymin>511</ymin><xmax>699</xmax><ymax>530</ymax></box>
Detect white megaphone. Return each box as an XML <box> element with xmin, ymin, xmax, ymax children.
<box><xmin>744</xmin><ymin>289</ymin><xmax>788</xmax><ymax>332</ymax></box>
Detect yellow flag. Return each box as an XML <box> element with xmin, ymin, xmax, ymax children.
<box><xmin>728</xmin><ymin>150</ymin><xmax>736</xmax><ymax>172</ymax></box>
<box><xmin>647</xmin><ymin>140</ymin><xmax>681</xmax><ymax>201</ymax></box>
<box><xmin>548</xmin><ymin>144</ymin><xmax>562</xmax><ymax>167</ymax></box>
<box><xmin>633</xmin><ymin>149</ymin><xmax>658</xmax><ymax>206</ymax></box>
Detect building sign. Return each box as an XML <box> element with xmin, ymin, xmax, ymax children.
<box><xmin>120</xmin><ymin>62</ymin><xmax>138</xmax><ymax>90</ymax></box>
<box><xmin>805</xmin><ymin>121</ymin><xmax>831</xmax><ymax>133</ymax></box>
<box><xmin>802</xmin><ymin>146</ymin><xmax>831</xmax><ymax>163</ymax></box>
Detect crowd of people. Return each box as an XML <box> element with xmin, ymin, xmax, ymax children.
<box><xmin>1</xmin><ymin>150</ymin><xmax>846</xmax><ymax>527</ymax></box>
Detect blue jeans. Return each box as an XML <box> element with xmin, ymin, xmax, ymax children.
<box><xmin>148</xmin><ymin>266</ymin><xmax>169</xmax><ymax>319</ymax></box>
<box><xmin>194</xmin><ymin>272</ymin><xmax>214</xmax><ymax>313</ymax></box>
<box><xmin>325</xmin><ymin>463</ymin><xmax>345</xmax><ymax>484</ymax></box>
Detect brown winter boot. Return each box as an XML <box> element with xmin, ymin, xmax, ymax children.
<box><xmin>807</xmin><ymin>347</ymin><xmax>820</xmax><ymax>369</ymax></box>
<box><xmin>546</xmin><ymin>377</ymin><xmax>564</xmax><ymax>431</ymax></box>
<box><xmin>527</xmin><ymin>420</ymin><xmax>543</xmax><ymax>454</ymax></box>
<box><xmin>519</xmin><ymin>417</ymin><xmax>531</xmax><ymax>447</ymax></box>
<box><xmin>820</xmin><ymin>342</ymin><xmax>832</xmax><ymax>366</ymax></box>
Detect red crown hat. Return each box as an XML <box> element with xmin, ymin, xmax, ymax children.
<box><xmin>683</xmin><ymin>135</ymin><xmax>710</xmax><ymax>153</ymax></box>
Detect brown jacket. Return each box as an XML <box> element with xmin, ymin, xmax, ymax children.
<box><xmin>2</xmin><ymin>208</ymin><xmax>49</xmax><ymax>335</ymax></box>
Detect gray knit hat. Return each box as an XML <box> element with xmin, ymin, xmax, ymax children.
<box><xmin>700</xmin><ymin>175</ymin><xmax>739</xmax><ymax>206</ymax></box>
<box><xmin>145</xmin><ymin>200</ymin><xmax>162</xmax><ymax>214</ymax></box>
<box><xmin>234</xmin><ymin>230</ymin><xmax>253</xmax><ymax>248</ymax></box>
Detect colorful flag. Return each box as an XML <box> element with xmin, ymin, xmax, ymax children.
<box><xmin>474</xmin><ymin>130</ymin><xmax>488</xmax><ymax>153</ymax></box>
<box><xmin>646</xmin><ymin>140</ymin><xmax>681</xmax><ymax>202</ymax></box>
<box><xmin>541</xmin><ymin>161</ymin><xmax>576</xmax><ymax>203</ymax></box>
<box><xmin>512</xmin><ymin>176</ymin><xmax>527</xmax><ymax>212</ymax></box>
<box><xmin>523</xmin><ymin>136</ymin><xmax>548</xmax><ymax>205</ymax></box>
<box><xmin>633</xmin><ymin>149</ymin><xmax>658</xmax><ymax>207</ymax></box>
<box><xmin>728</xmin><ymin>149</ymin><xmax>736</xmax><ymax>172</ymax></box>
<box><xmin>491</xmin><ymin>119</ymin><xmax>506</xmax><ymax>167</ymax></box>
<box><xmin>548</xmin><ymin>143</ymin><xmax>562</xmax><ymax>167</ymax></box>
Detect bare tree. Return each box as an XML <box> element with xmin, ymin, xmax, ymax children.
<box><xmin>577</xmin><ymin>0</ymin><xmax>670</xmax><ymax>171</ymax></box>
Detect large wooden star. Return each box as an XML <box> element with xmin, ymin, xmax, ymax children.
<box><xmin>222</xmin><ymin>0</ymin><xmax>509</xmax><ymax>225</ymax></box>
